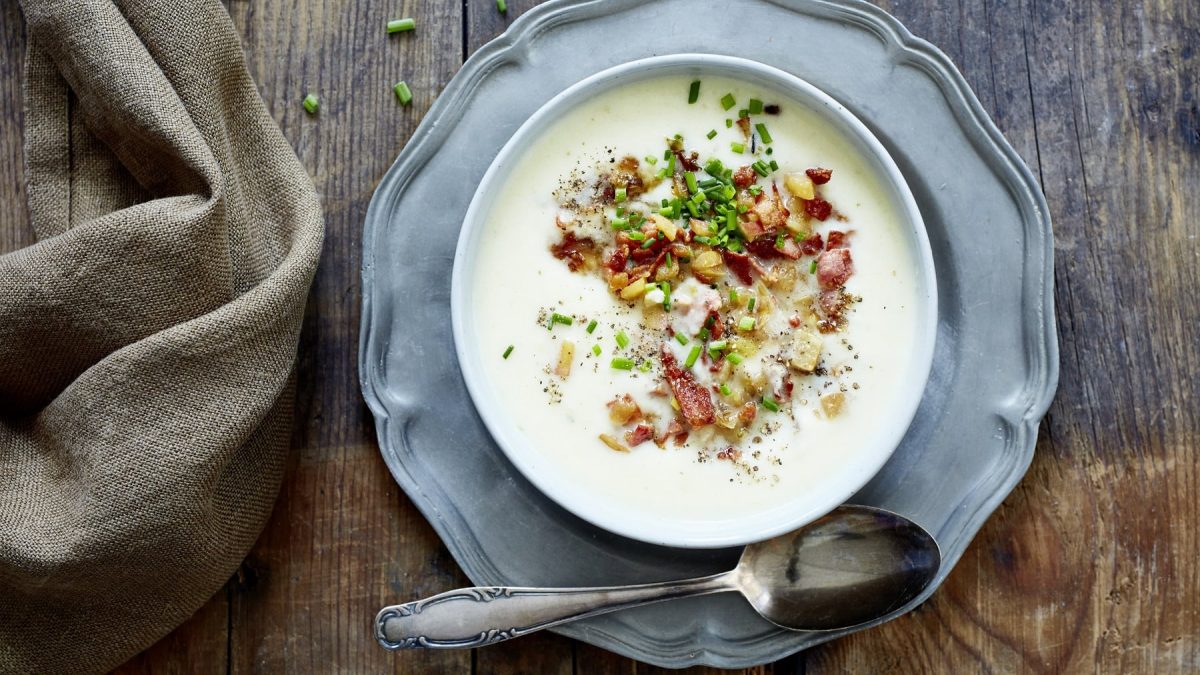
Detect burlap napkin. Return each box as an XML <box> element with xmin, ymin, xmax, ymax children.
<box><xmin>0</xmin><ymin>0</ymin><xmax>323</xmax><ymax>671</ymax></box>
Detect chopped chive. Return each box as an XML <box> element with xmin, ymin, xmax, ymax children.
<box><xmin>720</xmin><ymin>383</ymin><xmax>732</xmax><ymax>396</ymax></box>
<box><xmin>738</xmin><ymin>108</ymin><xmax>750</xmax><ymax>119</ymax></box>
<box><xmin>639</xmin><ymin>359</ymin><xmax>653</xmax><ymax>372</ymax></box>
<box><xmin>748</xmin><ymin>184</ymin><xmax>763</xmax><ymax>196</ymax></box>
<box><xmin>738</xmin><ymin>316</ymin><xmax>756</xmax><ymax>331</ymax></box>
<box><xmin>645</xmin><ymin>155</ymin><xmax>658</xmax><ymax>165</ymax></box>
<box><xmin>551</xmin><ymin>312</ymin><xmax>573</xmax><ymax>327</ymax></box>
<box><xmin>769</xmin><ymin>160</ymin><xmax>779</xmax><ymax>171</ymax></box>
<box><xmin>688</xmin><ymin>80</ymin><xmax>701</xmax><ymax>104</ymax></box>
<box><xmin>627</xmin><ymin>231</ymin><xmax>646</xmax><ymax>241</ymax></box>
<box><xmin>706</xmin><ymin>129</ymin><xmax>718</xmax><ymax>140</ymax></box>
<box><xmin>387</xmin><ymin>18</ymin><xmax>416</xmax><ymax>33</ymax></box>
<box><xmin>665</xmin><ymin>252</ymin><xmax>674</xmax><ymax>268</ymax></box>
<box><xmin>610</xmin><ymin>217</ymin><xmax>628</xmax><ymax>230</ymax></box>
<box><xmin>708</xmin><ymin>339</ymin><xmax>728</xmax><ymax>352</ymax></box>
<box><xmin>615</xmin><ymin>331</ymin><xmax>630</xmax><ymax>349</ymax></box>
<box><xmin>611</xmin><ymin>357</ymin><xmax>634</xmax><ymax>370</ymax></box>
<box><xmin>725</xmin><ymin>118</ymin><xmax>734</xmax><ymax>128</ymax></box>
<box><xmin>586</xmin><ymin>319</ymin><xmax>598</xmax><ymax>334</ymax></box>
<box><xmin>685</xmin><ymin>171</ymin><xmax>699</xmax><ymax>194</ymax></box>
<box><xmin>752</xmin><ymin>161</ymin><xmax>770</xmax><ymax>177</ymax></box>
<box><xmin>720</xmin><ymin>93</ymin><xmax>736</xmax><ymax>110</ymax></box>
<box><xmin>755</xmin><ymin>122</ymin><xmax>773</xmax><ymax>144</ymax></box>
<box><xmin>748</xmin><ymin>297</ymin><xmax>756</xmax><ymax>311</ymax></box>
<box><xmin>667</xmin><ymin>152</ymin><xmax>677</xmax><ymax>174</ymax></box>
<box><xmin>766</xmin><ymin>146</ymin><xmax>774</xmax><ymax>155</ymax></box>
<box><xmin>762</xmin><ymin>395</ymin><xmax>780</xmax><ymax>412</ymax></box>
<box><xmin>592</xmin><ymin>344</ymin><xmax>602</xmax><ymax>356</ymax></box>
<box><xmin>675</xmin><ymin>333</ymin><xmax>689</xmax><ymax>346</ymax></box>
<box><xmin>502</xmin><ymin>345</ymin><xmax>514</xmax><ymax>359</ymax></box>
<box><xmin>615</xmin><ymin>187</ymin><xmax>627</xmax><ymax>203</ymax></box>
<box><xmin>749</xmin><ymin>98</ymin><xmax>764</xmax><ymax>114</ymax></box>
<box><xmin>725</xmin><ymin>210</ymin><xmax>736</xmax><ymax>231</ymax></box>
<box><xmin>302</xmin><ymin>94</ymin><xmax>319</xmax><ymax>114</ymax></box>
<box><xmin>810</xmin><ymin>260</ymin><xmax>818</xmax><ymax>274</ymax></box>
<box><xmin>727</xmin><ymin>353</ymin><xmax>745</xmax><ymax>365</ymax></box>
<box><xmin>731</xmin><ymin>142</ymin><xmax>745</xmax><ymax>154</ymax></box>
<box><xmin>662</xmin><ymin>281</ymin><xmax>672</xmax><ymax>311</ymax></box>
<box><xmin>640</xmin><ymin>238</ymin><xmax>655</xmax><ymax>249</ymax></box>
<box><xmin>393</xmin><ymin>81</ymin><xmax>413</xmax><ymax>105</ymax></box>
<box><xmin>684</xmin><ymin>344</ymin><xmax>702</xmax><ymax>368</ymax></box>
<box><xmin>497</xmin><ymin>0</ymin><xmax>507</xmax><ymax>12</ymax></box>
<box><xmin>775</xmin><ymin>232</ymin><xmax>786</xmax><ymax>249</ymax></box>
<box><xmin>730</xmin><ymin>289</ymin><xmax>739</xmax><ymax>304</ymax></box>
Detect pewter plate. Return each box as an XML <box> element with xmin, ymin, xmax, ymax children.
<box><xmin>359</xmin><ymin>0</ymin><xmax>1058</xmax><ymax>668</ymax></box>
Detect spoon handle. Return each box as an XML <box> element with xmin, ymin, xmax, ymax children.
<box><xmin>375</xmin><ymin>571</ymin><xmax>736</xmax><ymax>649</ymax></box>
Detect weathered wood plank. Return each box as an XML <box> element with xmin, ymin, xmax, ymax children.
<box><xmin>0</xmin><ymin>3</ymin><xmax>32</xmax><ymax>256</ymax></box>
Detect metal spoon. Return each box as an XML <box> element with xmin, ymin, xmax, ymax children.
<box><xmin>374</xmin><ymin>505</ymin><xmax>940</xmax><ymax>650</ymax></box>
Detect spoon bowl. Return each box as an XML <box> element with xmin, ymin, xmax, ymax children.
<box><xmin>375</xmin><ymin>505</ymin><xmax>941</xmax><ymax>650</ymax></box>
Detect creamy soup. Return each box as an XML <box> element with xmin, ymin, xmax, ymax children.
<box><xmin>468</xmin><ymin>74</ymin><xmax>921</xmax><ymax>525</ymax></box>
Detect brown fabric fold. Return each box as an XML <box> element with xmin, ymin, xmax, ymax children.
<box><xmin>0</xmin><ymin>0</ymin><xmax>324</xmax><ymax>672</ymax></box>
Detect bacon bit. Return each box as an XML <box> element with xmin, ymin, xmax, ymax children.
<box><xmin>732</xmin><ymin>165</ymin><xmax>757</xmax><ymax>188</ymax></box>
<box><xmin>825</xmin><ymin>230</ymin><xmax>850</xmax><ymax>250</ymax></box>
<box><xmin>721</xmin><ymin>249</ymin><xmax>759</xmax><ymax>285</ymax></box>
<box><xmin>750</xmin><ymin>184</ymin><xmax>788</xmax><ymax>233</ymax></box>
<box><xmin>550</xmin><ymin>231</ymin><xmax>597</xmax><ymax>272</ymax></box>
<box><xmin>799</xmin><ymin>233</ymin><xmax>824</xmax><ymax>256</ymax></box>
<box><xmin>747</xmin><ymin>235</ymin><xmax>801</xmax><ymax>260</ymax></box>
<box><xmin>649</xmin><ymin>384</ymin><xmax>670</xmax><ymax>397</ymax></box>
<box><xmin>817</xmin><ymin>248</ymin><xmax>854</xmax><ymax>290</ymax></box>
<box><xmin>598</xmin><ymin>433</ymin><xmax>630</xmax><ymax>453</ymax></box>
<box><xmin>736</xmin><ymin>116</ymin><xmax>751</xmax><ymax>138</ymax></box>
<box><xmin>780</xmin><ymin>374</ymin><xmax>794</xmax><ymax>401</ymax></box>
<box><xmin>673</xmin><ymin>149</ymin><xmax>701</xmax><ymax>172</ymax></box>
<box><xmin>604</xmin><ymin>243</ymin><xmax>630</xmax><ymax>273</ymax></box>
<box><xmin>674</xmin><ymin>430</ymin><xmax>689</xmax><ymax>446</ymax></box>
<box><xmin>806</xmin><ymin>167</ymin><xmax>833</xmax><ymax>185</ymax></box>
<box><xmin>660</xmin><ymin>346</ymin><xmax>715</xmax><ymax>427</ymax></box>
<box><xmin>656</xmin><ymin>419</ymin><xmax>685</xmax><ymax>447</ymax></box>
<box><xmin>624</xmin><ymin>424</ymin><xmax>655</xmax><ymax>447</ymax></box>
<box><xmin>737</xmin><ymin>402</ymin><xmax>757</xmax><ymax>426</ymax></box>
<box><xmin>707</xmin><ymin>310</ymin><xmax>725</xmax><ymax>340</ymax></box>
<box><xmin>788</xmin><ymin>315</ymin><xmax>802</xmax><ymax>328</ymax></box>
<box><xmin>804</xmin><ymin>196</ymin><xmax>833</xmax><ymax>221</ymax></box>
<box><xmin>717</xmin><ymin>447</ymin><xmax>743</xmax><ymax>461</ymax></box>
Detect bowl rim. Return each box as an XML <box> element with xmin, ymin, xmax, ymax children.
<box><xmin>450</xmin><ymin>53</ymin><xmax>938</xmax><ymax>548</ymax></box>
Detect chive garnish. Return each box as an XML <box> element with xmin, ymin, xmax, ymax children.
<box><xmin>688</xmin><ymin>80</ymin><xmax>701</xmax><ymax>104</ymax></box>
<box><xmin>645</xmin><ymin>155</ymin><xmax>658</xmax><ymax>165</ymax></box>
<box><xmin>755</xmin><ymin>123</ymin><xmax>773</xmax><ymax>144</ymax></box>
<box><xmin>769</xmin><ymin>160</ymin><xmax>779</xmax><ymax>171</ymax></box>
<box><xmin>738</xmin><ymin>316</ymin><xmax>756</xmax><ymax>331</ymax></box>
<box><xmin>684</xmin><ymin>171</ymin><xmax>699</xmax><ymax>194</ymax></box>
<box><xmin>627</xmin><ymin>231</ymin><xmax>646</xmax><ymax>241</ymax></box>
<box><xmin>387</xmin><ymin>18</ymin><xmax>416</xmax><ymax>33</ymax></box>
<box><xmin>640</xmin><ymin>239</ymin><xmax>655</xmax><ymax>249</ymax></box>
<box><xmin>738</xmin><ymin>108</ymin><xmax>750</xmax><ymax>119</ymax></box>
<box><xmin>586</xmin><ymin>319</ymin><xmax>598</xmax><ymax>334</ymax></box>
<box><xmin>684</xmin><ymin>345</ymin><xmax>702</xmax><ymax>368</ymax></box>
<box><xmin>662</xmin><ymin>281</ymin><xmax>672</xmax><ymax>311</ymax></box>
<box><xmin>720</xmin><ymin>93</ymin><xmax>736</xmax><ymax>110</ymax></box>
<box><xmin>725</xmin><ymin>118</ymin><xmax>733</xmax><ymax>128</ymax></box>
<box><xmin>611</xmin><ymin>357</ymin><xmax>634</xmax><ymax>370</ymax></box>
<box><xmin>665</xmin><ymin>252</ymin><xmax>674</xmax><ymax>268</ymax></box>
<box><xmin>706</xmin><ymin>129</ymin><xmax>718</xmax><ymax>140</ymax></box>
<box><xmin>730</xmin><ymin>289</ymin><xmax>739</xmax><ymax>304</ymax></box>
<box><xmin>502</xmin><ymin>345</ymin><xmax>514</xmax><ymax>359</ymax></box>
<box><xmin>749</xmin><ymin>98</ymin><xmax>763</xmax><ymax>114</ymax></box>
<box><xmin>610</xmin><ymin>217</ymin><xmax>628</xmax><ymax>230</ymax></box>
<box><xmin>393</xmin><ymin>81</ymin><xmax>413</xmax><ymax>105</ymax></box>
<box><xmin>720</xmin><ymin>384</ymin><xmax>732</xmax><ymax>396</ymax></box>
<box><xmin>731</xmin><ymin>142</ymin><xmax>745</xmax><ymax>154</ymax></box>
<box><xmin>615</xmin><ymin>187</ymin><xmax>627</xmax><ymax>203</ymax></box>
<box><xmin>675</xmin><ymin>333</ymin><xmax>689</xmax><ymax>346</ymax></box>
<box><xmin>748</xmin><ymin>297</ymin><xmax>756</xmax><ymax>311</ymax></box>
<box><xmin>497</xmin><ymin>0</ymin><xmax>507</xmax><ymax>12</ymax></box>
<box><xmin>615</xmin><ymin>331</ymin><xmax>630</xmax><ymax>349</ymax></box>
<box><xmin>762</xmin><ymin>395</ymin><xmax>780</xmax><ymax>412</ymax></box>
<box><xmin>592</xmin><ymin>344</ymin><xmax>602</xmax><ymax>356</ymax></box>
<box><xmin>708</xmin><ymin>340</ymin><xmax>728</xmax><ymax>357</ymax></box>
<box><xmin>775</xmin><ymin>232</ymin><xmax>786</xmax><ymax>249</ymax></box>
<box><xmin>639</xmin><ymin>360</ymin><xmax>653</xmax><ymax>372</ymax></box>
<box><xmin>551</xmin><ymin>312</ymin><xmax>573</xmax><ymax>327</ymax></box>
<box><xmin>302</xmin><ymin>94</ymin><xmax>319</xmax><ymax>114</ymax></box>
<box><xmin>727</xmin><ymin>353</ymin><xmax>745</xmax><ymax>365</ymax></box>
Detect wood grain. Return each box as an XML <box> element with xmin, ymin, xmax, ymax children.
<box><xmin>0</xmin><ymin>0</ymin><xmax>1196</xmax><ymax>672</ymax></box>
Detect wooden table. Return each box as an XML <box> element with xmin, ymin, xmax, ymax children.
<box><xmin>3</xmin><ymin>0</ymin><xmax>1197</xmax><ymax>672</ymax></box>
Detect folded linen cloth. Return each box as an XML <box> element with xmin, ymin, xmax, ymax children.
<box><xmin>0</xmin><ymin>0</ymin><xmax>323</xmax><ymax>672</ymax></box>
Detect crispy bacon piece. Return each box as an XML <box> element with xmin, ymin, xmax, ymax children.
<box><xmin>732</xmin><ymin>165</ymin><xmax>757</xmax><ymax>189</ymax></box>
<box><xmin>746</xmin><ymin>235</ymin><xmax>801</xmax><ymax>260</ymax></box>
<box><xmin>549</xmin><ymin>232</ymin><xmax>597</xmax><ymax>272</ymax></box>
<box><xmin>750</xmin><ymin>184</ymin><xmax>789</xmax><ymax>233</ymax></box>
<box><xmin>736</xmin><ymin>116</ymin><xmax>751</xmax><ymax>138</ymax></box>
<box><xmin>604</xmin><ymin>243</ymin><xmax>630</xmax><ymax>273</ymax></box>
<box><xmin>799</xmin><ymin>233</ymin><xmax>824</xmax><ymax>256</ymax></box>
<box><xmin>721</xmin><ymin>249</ymin><xmax>765</xmax><ymax>285</ymax></box>
<box><xmin>624</xmin><ymin>424</ymin><xmax>655</xmax><ymax>447</ymax></box>
<box><xmin>706</xmin><ymin>310</ymin><xmax>724</xmax><ymax>340</ymax></box>
<box><xmin>806</xmin><ymin>167</ymin><xmax>833</xmax><ymax>185</ymax></box>
<box><xmin>804</xmin><ymin>196</ymin><xmax>833</xmax><ymax>221</ymax></box>
<box><xmin>738</xmin><ymin>402</ymin><xmax>757</xmax><ymax>426</ymax></box>
<box><xmin>673</xmin><ymin>149</ymin><xmax>700</xmax><ymax>173</ymax></box>
<box><xmin>825</xmin><ymin>230</ymin><xmax>850</xmax><ymax>250</ymax></box>
<box><xmin>816</xmin><ymin>248</ymin><xmax>854</xmax><ymax>290</ymax></box>
<box><xmin>656</xmin><ymin>419</ymin><xmax>685</xmax><ymax>447</ymax></box>
<box><xmin>660</xmin><ymin>346</ymin><xmax>715</xmax><ymax>427</ymax></box>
